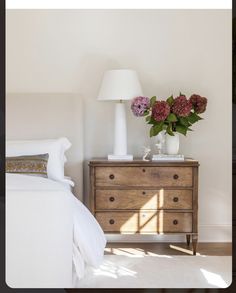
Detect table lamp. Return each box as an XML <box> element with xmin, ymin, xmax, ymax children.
<box><xmin>97</xmin><ymin>69</ymin><xmax>143</xmax><ymax>160</ymax></box>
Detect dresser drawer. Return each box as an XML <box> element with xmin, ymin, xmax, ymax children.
<box><xmin>96</xmin><ymin>211</ymin><xmax>192</xmax><ymax>233</ymax></box>
<box><xmin>96</xmin><ymin>189</ymin><xmax>192</xmax><ymax>210</ymax></box>
<box><xmin>95</xmin><ymin>166</ymin><xmax>192</xmax><ymax>187</ymax></box>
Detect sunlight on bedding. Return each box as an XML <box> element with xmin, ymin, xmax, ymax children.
<box><xmin>200</xmin><ymin>268</ymin><xmax>228</xmax><ymax>288</ymax></box>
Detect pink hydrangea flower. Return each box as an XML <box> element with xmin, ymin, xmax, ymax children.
<box><xmin>190</xmin><ymin>94</ymin><xmax>207</xmax><ymax>114</ymax></box>
<box><xmin>172</xmin><ymin>95</ymin><xmax>192</xmax><ymax>117</ymax></box>
<box><xmin>152</xmin><ymin>101</ymin><xmax>170</xmax><ymax>122</ymax></box>
<box><xmin>131</xmin><ymin>96</ymin><xmax>150</xmax><ymax>117</ymax></box>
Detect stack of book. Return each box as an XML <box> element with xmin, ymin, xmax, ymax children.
<box><xmin>152</xmin><ymin>154</ymin><xmax>184</xmax><ymax>161</ymax></box>
<box><xmin>108</xmin><ymin>154</ymin><xmax>133</xmax><ymax>161</ymax></box>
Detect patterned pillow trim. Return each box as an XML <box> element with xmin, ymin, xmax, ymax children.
<box><xmin>6</xmin><ymin>154</ymin><xmax>49</xmax><ymax>176</ymax></box>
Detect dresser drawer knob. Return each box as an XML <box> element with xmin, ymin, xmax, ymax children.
<box><xmin>142</xmin><ymin>169</ymin><xmax>146</xmax><ymax>172</ymax></box>
<box><xmin>173</xmin><ymin>174</ymin><xmax>179</xmax><ymax>180</ymax></box>
<box><xmin>109</xmin><ymin>196</ymin><xmax>115</xmax><ymax>202</ymax></box>
<box><xmin>142</xmin><ymin>191</ymin><xmax>146</xmax><ymax>195</ymax></box>
<box><xmin>173</xmin><ymin>197</ymin><xmax>179</xmax><ymax>202</ymax></box>
<box><xmin>173</xmin><ymin>219</ymin><xmax>178</xmax><ymax>225</ymax></box>
<box><xmin>109</xmin><ymin>174</ymin><xmax>115</xmax><ymax>180</ymax></box>
<box><xmin>109</xmin><ymin>219</ymin><xmax>115</xmax><ymax>225</ymax></box>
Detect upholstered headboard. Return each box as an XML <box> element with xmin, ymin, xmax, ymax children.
<box><xmin>6</xmin><ymin>93</ymin><xmax>83</xmax><ymax>200</ymax></box>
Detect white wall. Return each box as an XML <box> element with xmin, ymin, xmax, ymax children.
<box><xmin>6</xmin><ymin>9</ymin><xmax>232</xmax><ymax>242</ymax></box>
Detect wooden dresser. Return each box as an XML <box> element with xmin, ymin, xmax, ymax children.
<box><xmin>89</xmin><ymin>159</ymin><xmax>199</xmax><ymax>255</ymax></box>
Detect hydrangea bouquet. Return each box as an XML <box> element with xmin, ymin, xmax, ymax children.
<box><xmin>131</xmin><ymin>94</ymin><xmax>207</xmax><ymax>137</ymax></box>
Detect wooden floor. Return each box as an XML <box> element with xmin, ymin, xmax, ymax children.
<box><xmin>105</xmin><ymin>242</ymin><xmax>232</xmax><ymax>256</ymax></box>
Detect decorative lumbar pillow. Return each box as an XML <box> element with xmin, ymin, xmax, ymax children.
<box><xmin>6</xmin><ymin>137</ymin><xmax>71</xmax><ymax>183</ymax></box>
<box><xmin>6</xmin><ymin>154</ymin><xmax>49</xmax><ymax>177</ymax></box>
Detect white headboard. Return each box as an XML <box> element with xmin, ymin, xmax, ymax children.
<box><xmin>6</xmin><ymin>93</ymin><xmax>83</xmax><ymax>200</ymax></box>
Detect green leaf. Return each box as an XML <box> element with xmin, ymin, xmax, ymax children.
<box><xmin>143</xmin><ymin>110</ymin><xmax>150</xmax><ymax>116</ymax></box>
<box><xmin>179</xmin><ymin>117</ymin><xmax>190</xmax><ymax>127</ymax></box>
<box><xmin>145</xmin><ymin>115</ymin><xmax>151</xmax><ymax>122</ymax></box>
<box><xmin>147</xmin><ymin>116</ymin><xmax>157</xmax><ymax>125</ymax></box>
<box><xmin>176</xmin><ymin>124</ymin><xmax>188</xmax><ymax>136</ymax></box>
<box><xmin>195</xmin><ymin>113</ymin><xmax>203</xmax><ymax>120</ymax></box>
<box><xmin>149</xmin><ymin>122</ymin><xmax>164</xmax><ymax>137</ymax></box>
<box><xmin>150</xmin><ymin>96</ymin><xmax>156</xmax><ymax>107</ymax></box>
<box><xmin>166</xmin><ymin>95</ymin><xmax>174</xmax><ymax>106</ymax></box>
<box><xmin>153</xmin><ymin>122</ymin><xmax>164</xmax><ymax>135</ymax></box>
<box><xmin>188</xmin><ymin>112</ymin><xmax>201</xmax><ymax>124</ymax></box>
<box><xmin>166</xmin><ymin>123</ymin><xmax>174</xmax><ymax>136</ymax></box>
<box><xmin>162</xmin><ymin>123</ymin><xmax>168</xmax><ymax>130</ymax></box>
<box><xmin>167</xmin><ymin>113</ymin><xmax>177</xmax><ymax>122</ymax></box>
<box><xmin>150</xmin><ymin>126</ymin><xmax>155</xmax><ymax>137</ymax></box>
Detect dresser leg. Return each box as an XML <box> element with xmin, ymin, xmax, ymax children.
<box><xmin>186</xmin><ymin>234</ymin><xmax>191</xmax><ymax>246</ymax></box>
<box><xmin>192</xmin><ymin>235</ymin><xmax>198</xmax><ymax>255</ymax></box>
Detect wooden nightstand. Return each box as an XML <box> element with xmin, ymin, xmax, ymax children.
<box><xmin>89</xmin><ymin>159</ymin><xmax>199</xmax><ymax>255</ymax></box>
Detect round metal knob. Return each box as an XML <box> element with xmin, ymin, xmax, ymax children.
<box><xmin>173</xmin><ymin>197</ymin><xmax>179</xmax><ymax>202</ymax></box>
<box><xmin>109</xmin><ymin>174</ymin><xmax>115</xmax><ymax>180</ymax></box>
<box><xmin>142</xmin><ymin>191</ymin><xmax>146</xmax><ymax>195</ymax></box>
<box><xmin>173</xmin><ymin>174</ymin><xmax>179</xmax><ymax>180</ymax></box>
<box><xmin>109</xmin><ymin>196</ymin><xmax>115</xmax><ymax>202</ymax></box>
<box><xmin>109</xmin><ymin>219</ymin><xmax>115</xmax><ymax>225</ymax></box>
<box><xmin>142</xmin><ymin>169</ymin><xmax>146</xmax><ymax>172</ymax></box>
<box><xmin>173</xmin><ymin>219</ymin><xmax>178</xmax><ymax>225</ymax></box>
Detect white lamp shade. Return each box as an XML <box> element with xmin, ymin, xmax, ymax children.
<box><xmin>97</xmin><ymin>69</ymin><xmax>143</xmax><ymax>101</ymax></box>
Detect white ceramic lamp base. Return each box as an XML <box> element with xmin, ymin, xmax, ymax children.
<box><xmin>108</xmin><ymin>102</ymin><xmax>133</xmax><ymax>161</ymax></box>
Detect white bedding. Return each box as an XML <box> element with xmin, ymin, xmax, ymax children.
<box><xmin>6</xmin><ymin>173</ymin><xmax>106</xmax><ymax>287</ymax></box>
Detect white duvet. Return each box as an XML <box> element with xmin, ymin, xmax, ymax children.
<box><xmin>6</xmin><ymin>173</ymin><xmax>106</xmax><ymax>285</ymax></box>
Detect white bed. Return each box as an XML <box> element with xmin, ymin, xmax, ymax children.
<box><xmin>6</xmin><ymin>173</ymin><xmax>106</xmax><ymax>288</ymax></box>
<box><xmin>6</xmin><ymin>93</ymin><xmax>106</xmax><ymax>288</ymax></box>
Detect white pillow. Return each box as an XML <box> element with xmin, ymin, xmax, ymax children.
<box><xmin>6</xmin><ymin>137</ymin><xmax>71</xmax><ymax>183</ymax></box>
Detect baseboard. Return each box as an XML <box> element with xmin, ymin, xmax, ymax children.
<box><xmin>105</xmin><ymin>224</ymin><xmax>232</xmax><ymax>243</ymax></box>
